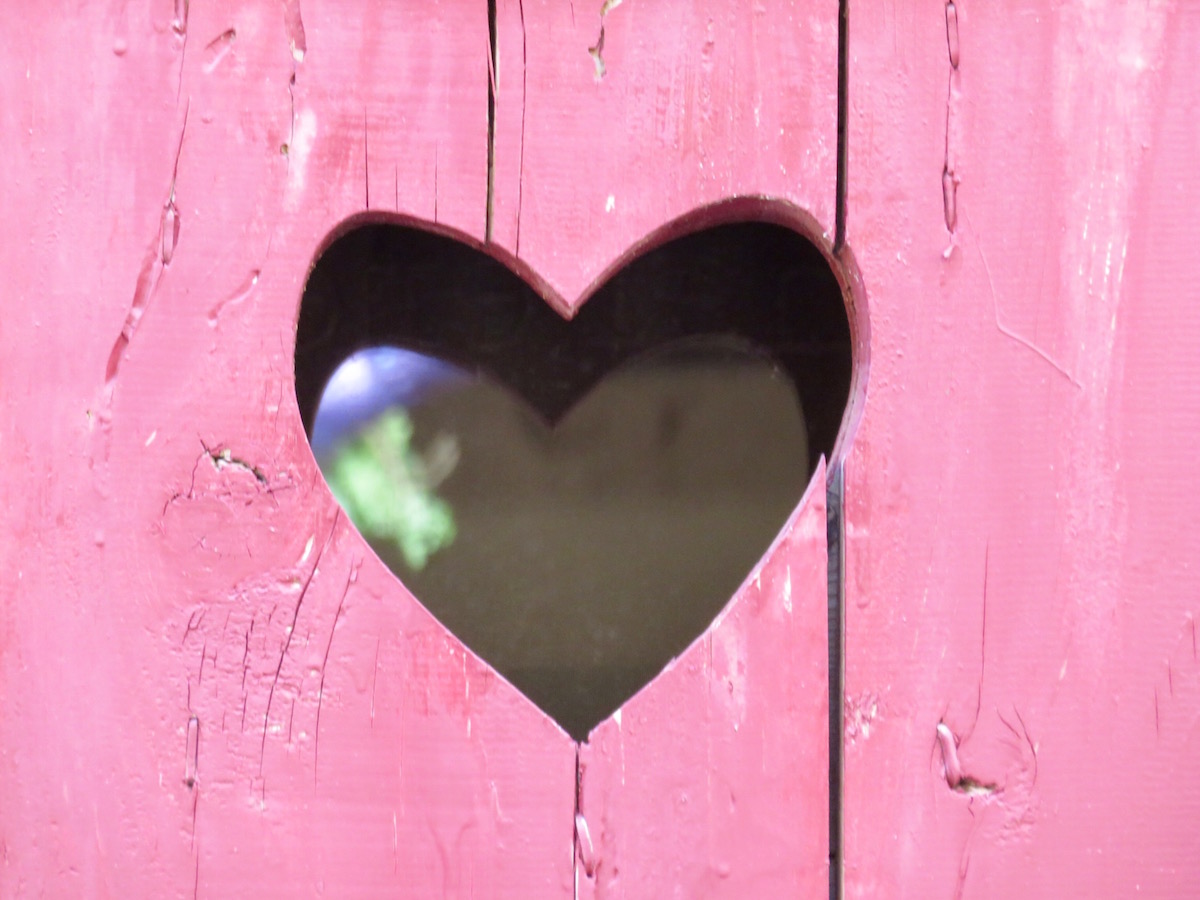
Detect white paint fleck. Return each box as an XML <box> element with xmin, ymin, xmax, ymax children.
<box><xmin>286</xmin><ymin>108</ymin><xmax>318</xmax><ymax>212</ymax></box>
<box><xmin>711</xmin><ymin>626</ymin><xmax>747</xmax><ymax>727</ymax></box>
<box><xmin>845</xmin><ymin>691</ymin><xmax>880</xmax><ymax>745</ymax></box>
<box><xmin>299</xmin><ymin>534</ymin><xmax>315</xmax><ymax>566</ymax></box>
<box><xmin>145</xmin><ymin>430</ymin><xmax>157</xmax><ymax>447</ymax></box>
<box><xmin>575</xmin><ymin>813</ymin><xmax>595</xmax><ymax>872</ymax></box>
<box><xmin>605</xmin><ymin>194</ymin><xmax>615</xmax><ymax>213</ymax></box>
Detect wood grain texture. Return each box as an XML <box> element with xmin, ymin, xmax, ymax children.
<box><xmin>490</xmin><ymin>0</ymin><xmax>839</xmax><ymax>309</ymax></box>
<box><xmin>843</xmin><ymin>2</ymin><xmax>1200</xmax><ymax>896</ymax></box>
<box><xmin>0</xmin><ymin>0</ymin><xmax>842</xmax><ymax>896</ymax></box>
<box><xmin>577</xmin><ymin>463</ymin><xmax>829</xmax><ymax>897</ymax></box>
<box><xmin>0</xmin><ymin>2</ymin><xmax>575</xmax><ymax>896</ymax></box>
<box><xmin>488</xmin><ymin>2</ymin><xmax>843</xmax><ymax>891</ymax></box>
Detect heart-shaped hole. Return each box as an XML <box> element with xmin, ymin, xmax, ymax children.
<box><xmin>295</xmin><ymin>211</ymin><xmax>852</xmax><ymax>739</ymax></box>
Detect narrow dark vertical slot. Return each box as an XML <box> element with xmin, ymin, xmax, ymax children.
<box><xmin>826</xmin><ymin>462</ymin><xmax>845</xmax><ymax>900</ymax></box>
<box><xmin>834</xmin><ymin>0</ymin><xmax>850</xmax><ymax>252</ymax></box>
<box><xmin>830</xmin><ymin>0</ymin><xmax>851</xmax><ymax>879</ymax></box>
<box><xmin>573</xmin><ymin>744</ymin><xmax>582</xmax><ymax>896</ymax></box>
<box><xmin>831</xmin><ymin>0</ymin><xmax>851</xmax><ymax>883</ymax></box>
<box><xmin>485</xmin><ymin>0</ymin><xmax>498</xmax><ymax>242</ymax></box>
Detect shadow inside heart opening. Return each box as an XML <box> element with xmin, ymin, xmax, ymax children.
<box><xmin>295</xmin><ymin>218</ymin><xmax>852</xmax><ymax>740</ymax></box>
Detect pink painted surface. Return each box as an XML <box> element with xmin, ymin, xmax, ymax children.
<box><xmin>578</xmin><ymin>463</ymin><xmax>828</xmax><ymax>897</ymax></box>
<box><xmin>0</xmin><ymin>2</ymin><xmax>574</xmax><ymax>896</ymax></box>
<box><xmin>0</xmin><ymin>0</ymin><xmax>837</xmax><ymax>896</ymax></box>
<box><xmin>844</xmin><ymin>1</ymin><xmax>1200</xmax><ymax>896</ymax></box>
<box><xmin>489</xmin><ymin>0</ymin><xmax>838</xmax><ymax>309</ymax></box>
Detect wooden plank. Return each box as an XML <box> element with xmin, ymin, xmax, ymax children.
<box><xmin>1</xmin><ymin>0</ymin><xmax>842</xmax><ymax>894</ymax></box>
<box><xmin>491</xmin><ymin>2</ymin><xmax>842</xmax><ymax>890</ymax></box>
<box><xmin>578</xmin><ymin>463</ymin><xmax>829</xmax><ymax>896</ymax></box>
<box><xmin>842</xmin><ymin>2</ymin><xmax>1200</xmax><ymax>895</ymax></box>
<box><xmin>0</xmin><ymin>1</ymin><xmax>575</xmax><ymax>895</ymax></box>
<box><xmin>490</xmin><ymin>0</ymin><xmax>839</xmax><ymax>309</ymax></box>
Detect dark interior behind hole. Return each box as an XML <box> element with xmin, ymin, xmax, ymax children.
<box><xmin>295</xmin><ymin>221</ymin><xmax>852</xmax><ymax>739</ymax></box>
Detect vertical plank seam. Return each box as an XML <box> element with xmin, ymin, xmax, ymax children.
<box><xmin>834</xmin><ymin>0</ymin><xmax>849</xmax><ymax>252</ymax></box>
<box><xmin>827</xmin><ymin>462</ymin><xmax>846</xmax><ymax>900</ymax></box>
<box><xmin>515</xmin><ymin>0</ymin><xmax>528</xmax><ymax>258</ymax></box>
<box><xmin>573</xmin><ymin>744</ymin><xmax>582</xmax><ymax>899</ymax></box>
<box><xmin>486</xmin><ymin>0</ymin><xmax>499</xmax><ymax>241</ymax></box>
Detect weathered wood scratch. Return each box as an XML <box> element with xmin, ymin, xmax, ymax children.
<box><xmin>172</xmin><ymin>0</ymin><xmax>189</xmax><ymax>102</ymax></box>
<box><xmin>968</xmin><ymin>210</ymin><xmax>1083</xmax><ymax>389</ymax></box>
<box><xmin>941</xmin><ymin>1</ymin><xmax>960</xmax><ymax>235</ymax></box>
<box><xmin>182</xmin><ymin>608</ymin><xmax>205</xmax><ymax>646</ymax></box>
<box><xmin>515</xmin><ymin>0</ymin><xmax>527</xmax><ymax>257</ymax></box>
<box><xmin>370</xmin><ymin>636</ymin><xmax>381</xmax><ymax>729</ymax></box>
<box><xmin>965</xmin><ymin>543</ymin><xmax>989</xmax><ymax>745</ymax></box>
<box><xmin>260</xmin><ymin>511</ymin><xmax>340</xmax><ymax>775</ymax></box>
<box><xmin>1011</xmin><ymin>706</ymin><xmax>1037</xmax><ymax>788</ymax></box>
<box><xmin>315</xmin><ymin>560</ymin><xmax>358</xmax><ymax>778</ymax></box>
<box><xmin>240</xmin><ymin>621</ymin><xmax>252</xmax><ymax>692</ymax></box>
<box><xmin>104</xmin><ymin>101</ymin><xmax>190</xmax><ymax>390</ymax></box>
<box><xmin>953</xmin><ymin>805</ymin><xmax>976</xmax><ymax>900</ymax></box>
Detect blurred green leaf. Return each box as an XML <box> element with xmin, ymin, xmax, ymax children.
<box><xmin>324</xmin><ymin>409</ymin><xmax>456</xmax><ymax>571</ymax></box>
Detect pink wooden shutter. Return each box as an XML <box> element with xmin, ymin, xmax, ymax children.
<box><xmin>0</xmin><ymin>0</ymin><xmax>838</xmax><ymax>895</ymax></box>
<box><xmin>843</xmin><ymin>2</ymin><xmax>1200</xmax><ymax>896</ymax></box>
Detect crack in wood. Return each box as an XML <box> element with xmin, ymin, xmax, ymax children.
<box><xmin>315</xmin><ymin>559</ymin><xmax>358</xmax><ymax>780</ymax></box>
<box><xmin>515</xmin><ymin>0</ymin><xmax>527</xmax><ymax>257</ymax></box>
<box><xmin>486</xmin><ymin>0</ymin><xmax>498</xmax><ymax>241</ymax></box>
<box><xmin>942</xmin><ymin>1</ymin><xmax>960</xmax><ymax>237</ymax></box>
<box><xmin>834</xmin><ymin>0</ymin><xmax>849</xmax><ymax>252</ymax></box>
<box><xmin>259</xmin><ymin>511</ymin><xmax>340</xmax><ymax>777</ymax></box>
<box><xmin>827</xmin><ymin>462</ymin><xmax>845</xmax><ymax>900</ymax></box>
